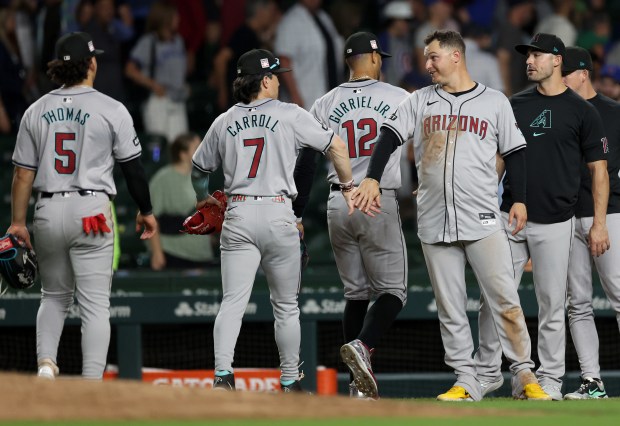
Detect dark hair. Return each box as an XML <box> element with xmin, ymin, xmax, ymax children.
<box><xmin>246</xmin><ymin>0</ymin><xmax>273</xmax><ymax>19</ymax></box>
<box><xmin>46</xmin><ymin>58</ymin><xmax>91</xmax><ymax>87</ymax></box>
<box><xmin>232</xmin><ymin>73</ymin><xmax>271</xmax><ymax>104</ymax></box>
<box><xmin>170</xmin><ymin>132</ymin><xmax>200</xmax><ymax>163</ymax></box>
<box><xmin>146</xmin><ymin>0</ymin><xmax>177</xmax><ymax>38</ymax></box>
<box><xmin>424</xmin><ymin>30</ymin><xmax>466</xmax><ymax>55</ymax></box>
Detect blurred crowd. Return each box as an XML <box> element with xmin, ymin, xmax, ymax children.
<box><xmin>2</xmin><ymin>0</ymin><xmax>620</xmax><ymax>139</ymax></box>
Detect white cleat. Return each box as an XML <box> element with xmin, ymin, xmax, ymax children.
<box><xmin>37</xmin><ymin>359</ymin><xmax>59</xmax><ymax>380</ymax></box>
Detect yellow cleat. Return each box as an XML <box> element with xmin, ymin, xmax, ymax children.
<box><xmin>521</xmin><ymin>383</ymin><xmax>552</xmax><ymax>400</ymax></box>
<box><xmin>437</xmin><ymin>386</ymin><xmax>473</xmax><ymax>401</ymax></box>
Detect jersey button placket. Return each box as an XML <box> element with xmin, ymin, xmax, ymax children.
<box><xmin>444</xmin><ymin>127</ymin><xmax>458</xmax><ymax>241</ymax></box>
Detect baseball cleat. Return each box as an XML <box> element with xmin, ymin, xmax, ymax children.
<box><xmin>519</xmin><ymin>383</ymin><xmax>552</xmax><ymax>400</ymax></box>
<box><xmin>212</xmin><ymin>371</ymin><xmax>235</xmax><ymax>391</ymax></box>
<box><xmin>540</xmin><ymin>384</ymin><xmax>563</xmax><ymax>401</ymax></box>
<box><xmin>437</xmin><ymin>386</ymin><xmax>473</xmax><ymax>402</ymax></box>
<box><xmin>37</xmin><ymin>359</ymin><xmax>59</xmax><ymax>380</ymax></box>
<box><xmin>340</xmin><ymin>339</ymin><xmax>379</xmax><ymax>400</ymax></box>
<box><xmin>281</xmin><ymin>380</ymin><xmax>303</xmax><ymax>393</ymax></box>
<box><xmin>480</xmin><ymin>376</ymin><xmax>504</xmax><ymax>397</ymax></box>
<box><xmin>564</xmin><ymin>377</ymin><xmax>608</xmax><ymax>400</ymax></box>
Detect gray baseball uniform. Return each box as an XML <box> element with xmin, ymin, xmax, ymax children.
<box><xmin>309</xmin><ymin>79</ymin><xmax>408</xmax><ymax>303</ymax></box>
<box><xmin>192</xmin><ymin>98</ymin><xmax>335</xmax><ymax>382</ymax></box>
<box><xmin>12</xmin><ymin>85</ymin><xmax>141</xmax><ymax>379</ymax></box>
<box><xmin>385</xmin><ymin>83</ymin><xmax>535</xmax><ymax>400</ymax></box>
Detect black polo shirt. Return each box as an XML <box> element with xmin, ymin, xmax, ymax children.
<box><xmin>575</xmin><ymin>93</ymin><xmax>620</xmax><ymax>217</ymax></box>
<box><xmin>502</xmin><ymin>86</ymin><xmax>607</xmax><ymax>223</ymax></box>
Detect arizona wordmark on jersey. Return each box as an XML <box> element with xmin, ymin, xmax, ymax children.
<box><xmin>192</xmin><ymin>98</ymin><xmax>335</xmax><ymax>198</ymax></box>
<box><xmin>310</xmin><ymin>79</ymin><xmax>409</xmax><ymax>189</ymax></box>
<box><xmin>384</xmin><ymin>83</ymin><xmax>526</xmax><ymax>243</ymax></box>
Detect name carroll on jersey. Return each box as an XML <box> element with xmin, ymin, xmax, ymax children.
<box><xmin>423</xmin><ymin>114</ymin><xmax>489</xmax><ymax>139</ymax></box>
<box><xmin>328</xmin><ymin>96</ymin><xmax>392</xmax><ymax>124</ymax></box>
<box><xmin>41</xmin><ymin>107</ymin><xmax>91</xmax><ymax>126</ymax></box>
<box><xmin>226</xmin><ymin>114</ymin><xmax>279</xmax><ymax>137</ymax></box>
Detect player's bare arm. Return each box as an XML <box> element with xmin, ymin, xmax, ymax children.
<box><xmin>327</xmin><ymin>134</ymin><xmax>355</xmax><ymax>216</ymax></box>
<box><xmin>587</xmin><ymin>159</ymin><xmax>611</xmax><ymax>256</ymax></box>
<box><xmin>495</xmin><ymin>152</ymin><xmax>505</xmax><ymax>183</ymax></box>
<box><xmin>277</xmin><ymin>56</ymin><xmax>304</xmax><ymax>108</ymax></box>
<box><xmin>8</xmin><ymin>166</ymin><xmax>35</xmax><ymax>249</ymax></box>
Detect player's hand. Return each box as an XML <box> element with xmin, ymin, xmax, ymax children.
<box><xmin>351</xmin><ymin>178</ymin><xmax>381</xmax><ymax>216</ymax></box>
<box><xmin>588</xmin><ymin>222</ymin><xmax>610</xmax><ymax>257</ymax></box>
<box><xmin>136</xmin><ymin>212</ymin><xmax>157</xmax><ymax>240</ymax></box>
<box><xmin>508</xmin><ymin>202</ymin><xmax>527</xmax><ymax>236</ymax></box>
<box><xmin>296</xmin><ymin>221</ymin><xmax>304</xmax><ymax>239</ymax></box>
<box><xmin>150</xmin><ymin>250</ymin><xmax>166</xmax><ymax>271</ymax></box>
<box><xmin>6</xmin><ymin>224</ymin><xmax>32</xmax><ymax>249</ymax></box>
<box><xmin>342</xmin><ymin>190</ymin><xmax>356</xmax><ymax>216</ymax></box>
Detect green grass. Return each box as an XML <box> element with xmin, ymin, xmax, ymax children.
<box><xmin>2</xmin><ymin>398</ymin><xmax>620</xmax><ymax>426</ymax></box>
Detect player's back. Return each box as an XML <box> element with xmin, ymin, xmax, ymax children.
<box><xmin>206</xmin><ymin>98</ymin><xmax>333</xmax><ymax>197</ymax></box>
<box><xmin>311</xmin><ymin>79</ymin><xmax>408</xmax><ymax>189</ymax></box>
<box><xmin>14</xmin><ymin>86</ymin><xmax>138</xmax><ymax>195</ymax></box>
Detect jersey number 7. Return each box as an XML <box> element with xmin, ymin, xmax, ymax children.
<box><xmin>55</xmin><ymin>132</ymin><xmax>76</xmax><ymax>174</ymax></box>
<box><xmin>243</xmin><ymin>137</ymin><xmax>264</xmax><ymax>179</ymax></box>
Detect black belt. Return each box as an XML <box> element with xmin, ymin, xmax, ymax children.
<box><xmin>330</xmin><ymin>184</ymin><xmax>383</xmax><ymax>194</ymax></box>
<box><xmin>40</xmin><ymin>190</ymin><xmax>111</xmax><ymax>200</ymax></box>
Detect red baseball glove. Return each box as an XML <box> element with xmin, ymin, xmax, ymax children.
<box><xmin>180</xmin><ymin>190</ymin><xmax>228</xmax><ymax>235</ymax></box>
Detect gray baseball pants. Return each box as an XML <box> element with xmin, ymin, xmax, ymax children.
<box><xmin>422</xmin><ymin>229</ymin><xmax>534</xmax><ymax>401</ymax></box>
<box><xmin>326</xmin><ymin>189</ymin><xmax>407</xmax><ymax>304</ymax></box>
<box><xmin>476</xmin><ymin>213</ymin><xmax>574</xmax><ymax>387</ymax></box>
<box><xmin>33</xmin><ymin>192</ymin><xmax>114</xmax><ymax>379</ymax></box>
<box><xmin>214</xmin><ymin>196</ymin><xmax>301</xmax><ymax>382</ymax></box>
<box><xmin>567</xmin><ymin>213</ymin><xmax>620</xmax><ymax>379</ymax></box>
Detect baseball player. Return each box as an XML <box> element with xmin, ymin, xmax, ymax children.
<box><xmin>8</xmin><ymin>32</ymin><xmax>157</xmax><ymax>380</ymax></box>
<box><xmin>292</xmin><ymin>32</ymin><xmax>408</xmax><ymax>400</ymax></box>
<box><xmin>191</xmin><ymin>49</ymin><xmax>354</xmax><ymax>392</ymax></box>
<box><xmin>353</xmin><ymin>30</ymin><xmax>549</xmax><ymax>401</ymax></box>
<box><xmin>475</xmin><ymin>34</ymin><xmax>610</xmax><ymax>400</ymax></box>
<box><xmin>561</xmin><ymin>46</ymin><xmax>620</xmax><ymax>399</ymax></box>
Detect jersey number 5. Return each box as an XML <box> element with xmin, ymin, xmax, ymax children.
<box><xmin>55</xmin><ymin>132</ymin><xmax>76</xmax><ymax>174</ymax></box>
<box><xmin>243</xmin><ymin>137</ymin><xmax>264</xmax><ymax>179</ymax></box>
<box><xmin>342</xmin><ymin>118</ymin><xmax>377</xmax><ymax>158</ymax></box>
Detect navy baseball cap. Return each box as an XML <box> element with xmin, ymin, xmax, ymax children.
<box><xmin>55</xmin><ymin>32</ymin><xmax>103</xmax><ymax>62</ymax></box>
<box><xmin>344</xmin><ymin>32</ymin><xmax>391</xmax><ymax>59</ymax></box>
<box><xmin>237</xmin><ymin>49</ymin><xmax>290</xmax><ymax>77</ymax></box>
<box><xmin>600</xmin><ymin>64</ymin><xmax>620</xmax><ymax>84</ymax></box>
<box><xmin>562</xmin><ymin>46</ymin><xmax>593</xmax><ymax>75</ymax></box>
<box><xmin>515</xmin><ymin>33</ymin><xmax>566</xmax><ymax>58</ymax></box>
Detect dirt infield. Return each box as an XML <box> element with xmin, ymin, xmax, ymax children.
<box><xmin>0</xmin><ymin>372</ymin><xmax>508</xmax><ymax>421</ymax></box>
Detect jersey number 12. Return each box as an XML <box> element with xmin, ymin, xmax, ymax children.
<box><xmin>341</xmin><ymin>118</ymin><xmax>377</xmax><ymax>158</ymax></box>
<box><xmin>55</xmin><ymin>132</ymin><xmax>76</xmax><ymax>174</ymax></box>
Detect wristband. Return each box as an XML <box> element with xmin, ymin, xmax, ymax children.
<box><xmin>339</xmin><ymin>179</ymin><xmax>355</xmax><ymax>193</ymax></box>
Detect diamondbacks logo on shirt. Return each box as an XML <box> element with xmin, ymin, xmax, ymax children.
<box><xmin>530</xmin><ymin>109</ymin><xmax>552</xmax><ymax>128</ymax></box>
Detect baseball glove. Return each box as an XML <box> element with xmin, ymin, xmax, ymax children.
<box><xmin>0</xmin><ymin>234</ymin><xmax>38</xmax><ymax>295</ymax></box>
<box><xmin>180</xmin><ymin>190</ymin><xmax>228</xmax><ymax>235</ymax></box>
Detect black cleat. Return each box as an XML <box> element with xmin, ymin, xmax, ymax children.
<box><xmin>213</xmin><ymin>372</ymin><xmax>235</xmax><ymax>391</ymax></box>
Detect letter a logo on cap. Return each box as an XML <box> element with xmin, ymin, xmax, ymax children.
<box><xmin>260</xmin><ymin>58</ymin><xmax>269</xmax><ymax>68</ymax></box>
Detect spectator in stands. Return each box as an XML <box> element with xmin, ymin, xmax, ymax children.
<box><xmin>125</xmin><ymin>0</ymin><xmax>188</xmax><ymax>143</ymax></box>
<box><xmin>0</xmin><ymin>6</ymin><xmax>29</xmax><ymax>131</ymax></box>
<box><xmin>496</xmin><ymin>0</ymin><xmax>535</xmax><ymax>96</ymax></box>
<box><xmin>212</xmin><ymin>0</ymin><xmax>278</xmax><ymax>111</ymax></box>
<box><xmin>378</xmin><ymin>0</ymin><xmax>414</xmax><ymax>87</ymax></box>
<box><xmin>463</xmin><ymin>24</ymin><xmax>504</xmax><ymax>92</ymax></box>
<box><xmin>274</xmin><ymin>0</ymin><xmax>344</xmax><ymax>109</ymax></box>
<box><xmin>0</xmin><ymin>95</ymin><xmax>10</xmax><ymax>134</ymax></box>
<box><xmin>534</xmin><ymin>0</ymin><xmax>577</xmax><ymax>47</ymax></box>
<box><xmin>413</xmin><ymin>0</ymin><xmax>459</xmax><ymax>75</ymax></box>
<box><xmin>82</xmin><ymin>0</ymin><xmax>134</xmax><ymax>102</ymax></box>
<box><xmin>580</xmin><ymin>12</ymin><xmax>611</xmax><ymax>66</ymax></box>
<box><xmin>171</xmin><ymin>0</ymin><xmax>206</xmax><ymax>79</ymax></box>
<box><xmin>597</xmin><ymin>64</ymin><xmax>620</xmax><ymax>101</ymax></box>
<box><xmin>148</xmin><ymin>132</ymin><xmax>215</xmax><ymax>270</ymax></box>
